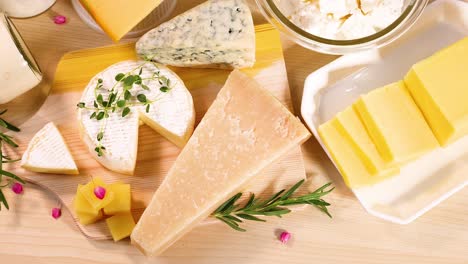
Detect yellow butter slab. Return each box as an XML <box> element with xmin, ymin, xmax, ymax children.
<box><xmin>319</xmin><ymin>119</ymin><xmax>397</xmax><ymax>188</ymax></box>
<box><xmin>106</xmin><ymin>213</ymin><xmax>136</xmax><ymax>242</ymax></box>
<box><xmin>404</xmin><ymin>37</ymin><xmax>468</xmax><ymax>146</ymax></box>
<box><xmin>103</xmin><ymin>183</ymin><xmax>131</xmax><ymax>215</ymax></box>
<box><xmin>335</xmin><ymin>105</ymin><xmax>392</xmax><ymax>174</ymax></box>
<box><xmin>355</xmin><ymin>81</ymin><xmax>439</xmax><ymax>165</ymax></box>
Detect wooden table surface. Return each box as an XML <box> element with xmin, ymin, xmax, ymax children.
<box><xmin>1</xmin><ymin>1</ymin><xmax>467</xmax><ymax>263</ymax></box>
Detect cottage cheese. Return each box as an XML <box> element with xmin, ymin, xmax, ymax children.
<box><xmin>278</xmin><ymin>0</ymin><xmax>404</xmax><ymax>40</ymax></box>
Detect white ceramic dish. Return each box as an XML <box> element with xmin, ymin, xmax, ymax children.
<box><xmin>301</xmin><ymin>0</ymin><xmax>468</xmax><ymax>224</ymax></box>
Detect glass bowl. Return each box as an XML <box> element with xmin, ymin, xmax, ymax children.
<box><xmin>255</xmin><ymin>0</ymin><xmax>429</xmax><ymax>54</ymax></box>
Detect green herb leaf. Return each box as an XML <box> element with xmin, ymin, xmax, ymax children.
<box><xmin>146</xmin><ymin>104</ymin><xmax>150</xmax><ymax>113</ymax></box>
<box><xmin>122</xmin><ymin>107</ymin><xmax>131</xmax><ymax>117</ymax></box>
<box><xmin>0</xmin><ymin>170</ymin><xmax>25</xmax><ymax>184</ymax></box>
<box><xmin>97</xmin><ymin>132</ymin><xmax>104</xmax><ymax>141</ymax></box>
<box><xmin>117</xmin><ymin>100</ymin><xmax>126</xmax><ymax>108</ymax></box>
<box><xmin>98</xmin><ymin>78</ymin><xmax>103</xmax><ymax>84</ymax></box>
<box><xmin>90</xmin><ymin>112</ymin><xmax>97</xmax><ymax>119</ymax></box>
<box><xmin>141</xmin><ymin>84</ymin><xmax>150</xmax><ymax>90</ymax></box>
<box><xmin>0</xmin><ymin>189</ymin><xmax>9</xmax><ymax>210</ymax></box>
<box><xmin>96</xmin><ymin>112</ymin><xmax>105</xmax><ymax>120</ymax></box>
<box><xmin>77</xmin><ymin>102</ymin><xmax>85</xmax><ymax>108</ymax></box>
<box><xmin>137</xmin><ymin>94</ymin><xmax>147</xmax><ymax>103</ymax></box>
<box><xmin>115</xmin><ymin>73</ymin><xmax>125</xmax><ymax>81</ymax></box>
<box><xmin>124</xmin><ymin>90</ymin><xmax>132</xmax><ymax>100</ymax></box>
<box><xmin>160</xmin><ymin>86</ymin><xmax>169</xmax><ymax>93</ymax></box>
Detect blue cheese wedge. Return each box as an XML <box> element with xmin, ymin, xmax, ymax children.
<box><xmin>136</xmin><ymin>0</ymin><xmax>255</xmax><ymax>69</ymax></box>
<box><xmin>78</xmin><ymin>61</ymin><xmax>195</xmax><ymax>175</ymax></box>
<box><xmin>21</xmin><ymin>122</ymin><xmax>78</xmax><ymax>175</ymax></box>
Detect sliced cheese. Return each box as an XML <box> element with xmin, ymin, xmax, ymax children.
<box><xmin>21</xmin><ymin>122</ymin><xmax>78</xmax><ymax>175</ymax></box>
<box><xmin>355</xmin><ymin>81</ymin><xmax>439</xmax><ymax>165</ymax></box>
<box><xmin>103</xmin><ymin>183</ymin><xmax>131</xmax><ymax>215</ymax></box>
<box><xmin>78</xmin><ymin>61</ymin><xmax>195</xmax><ymax>175</ymax></box>
<box><xmin>335</xmin><ymin>105</ymin><xmax>394</xmax><ymax>175</ymax></box>
<box><xmin>404</xmin><ymin>37</ymin><xmax>468</xmax><ymax>146</ymax></box>
<box><xmin>131</xmin><ymin>70</ymin><xmax>311</xmax><ymax>256</ymax></box>
<box><xmin>136</xmin><ymin>0</ymin><xmax>255</xmax><ymax>69</ymax></box>
<box><xmin>319</xmin><ymin>118</ymin><xmax>396</xmax><ymax>188</ymax></box>
<box><xmin>106</xmin><ymin>213</ymin><xmax>136</xmax><ymax>242</ymax></box>
<box><xmin>79</xmin><ymin>0</ymin><xmax>164</xmax><ymax>42</ymax></box>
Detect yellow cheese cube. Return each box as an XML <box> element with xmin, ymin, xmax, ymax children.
<box><xmin>355</xmin><ymin>82</ymin><xmax>439</xmax><ymax>165</ymax></box>
<box><xmin>80</xmin><ymin>0</ymin><xmax>164</xmax><ymax>42</ymax></box>
<box><xmin>404</xmin><ymin>37</ymin><xmax>468</xmax><ymax>146</ymax></box>
<box><xmin>73</xmin><ymin>185</ymin><xmax>100</xmax><ymax>216</ymax></box>
<box><xmin>79</xmin><ymin>177</ymin><xmax>114</xmax><ymax>210</ymax></box>
<box><xmin>106</xmin><ymin>213</ymin><xmax>136</xmax><ymax>242</ymax></box>
<box><xmin>77</xmin><ymin>210</ymin><xmax>103</xmax><ymax>226</ymax></box>
<box><xmin>335</xmin><ymin>106</ymin><xmax>392</xmax><ymax>174</ymax></box>
<box><xmin>319</xmin><ymin>118</ymin><xmax>397</xmax><ymax>188</ymax></box>
<box><xmin>103</xmin><ymin>183</ymin><xmax>131</xmax><ymax>215</ymax></box>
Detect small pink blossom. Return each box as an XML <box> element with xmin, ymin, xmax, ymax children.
<box><xmin>53</xmin><ymin>15</ymin><xmax>67</xmax><ymax>25</ymax></box>
<box><xmin>51</xmin><ymin>208</ymin><xmax>61</xmax><ymax>219</ymax></box>
<box><xmin>279</xmin><ymin>231</ymin><xmax>291</xmax><ymax>244</ymax></box>
<box><xmin>11</xmin><ymin>183</ymin><xmax>23</xmax><ymax>194</ymax></box>
<box><xmin>94</xmin><ymin>186</ymin><xmax>106</xmax><ymax>200</ymax></box>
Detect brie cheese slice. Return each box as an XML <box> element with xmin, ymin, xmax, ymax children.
<box><xmin>21</xmin><ymin>122</ymin><xmax>79</xmax><ymax>175</ymax></box>
<box><xmin>78</xmin><ymin>61</ymin><xmax>195</xmax><ymax>175</ymax></box>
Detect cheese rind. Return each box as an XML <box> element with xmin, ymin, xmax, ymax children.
<box><xmin>404</xmin><ymin>37</ymin><xmax>468</xmax><ymax>146</ymax></box>
<box><xmin>136</xmin><ymin>0</ymin><xmax>255</xmax><ymax>69</ymax></box>
<box><xmin>79</xmin><ymin>0</ymin><xmax>164</xmax><ymax>42</ymax></box>
<box><xmin>21</xmin><ymin>122</ymin><xmax>78</xmax><ymax>175</ymax></box>
<box><xmin>355</xmin><ymin>81</ymin><xmax>439</xmax><ymax>165</ymax></box>
<box><xmin>78</xmin><ymin>61</ymin><xmax>195</xmax><ymax>175</ymax></box>
<box><xmin>319</xmin><ymin>118</ymin><xmax>397</xmax><ymax>188</ymax></box>
<box><xmin>131</xmin><ymin>70</ymin><xmax>310</xmax><ymax>256</ymax></box>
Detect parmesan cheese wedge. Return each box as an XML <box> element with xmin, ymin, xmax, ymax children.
<box><xmin>131</xmin><ymin>70</ymin><xmax>311</xmax><ymax>256</ymax></box>
<box><xmin>21</xmin><ymin>122</ymin><xmax>78</xmax><ymax>175</ymax></box>
<box><xmin>78</xmin><ymin>61</ymin><xmax>195</xmax><ymax>175</ymax></box>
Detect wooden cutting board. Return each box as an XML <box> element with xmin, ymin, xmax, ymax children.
<box><xmin>6</xmin><ymin>24</ymin><xmax>308</xmax><ymax>239</ymax></box>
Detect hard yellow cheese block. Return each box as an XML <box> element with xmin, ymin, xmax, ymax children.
<box><xmin>131</xmin><ymin>70</ymin><xmax>311</xmax><ymax>256</ymax></box>
<box><xmin>73</xmin><ymin>185</ymin><xmax>103</xmax><ymax>225</ymax></box>
<box><xmin>79</xmin><ymin>0</ymin><xmax>163</xmax><ymax>42</ymax></box>
<box><xmin>404</xmin><ymin>37</ymin><xmax>468</xmax><ymax>146</ymax></box>
<box><xmin>319</xmin><ymin>119</ymin><xmax>396</xmax><ymax>188</ymax></box>
<box><xmin>355</xmin><ymin>81</ymin><xmax>439</xmax><ymax>165</ymax></box>
<box><xmin>79</xmin><ymin>177</ymin><xmax>114</xmax><ymax>210</ymax></box>
<box><xmin>103</xmin><ymin>183</ymin><xmax>131</xmax><ymax>215</ymax></box>
<box><xmin>335</xmin><ymin>105</ymin><xmax>393</xmax><ymax>174</ymax></box>
<box><xmin>106</xmin><ymin>213</ymin><xmax>136</xmax><ymax>242</ymax></box>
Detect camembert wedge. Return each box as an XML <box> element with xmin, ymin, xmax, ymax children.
<box><xmin>136</xmin><ymin>0</ymin><xmax>255</xmax><ymax>69</ymax></box>
<box><xmin>131</xmin><ymin>70</ymin><xmax>310</xmax><ymax>256</ymax></box>
<box><xmin>78</xmin><ymin>61</ymin><xmax>195</xmax><ymax>175</ymax></box>
<box><xmin>21</xmin><ymin>122</ymin><xmax>78</xmax><ymax>174</ymax></box>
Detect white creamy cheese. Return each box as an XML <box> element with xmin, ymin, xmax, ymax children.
<box><xmin>136</xmin><ymin>0</ymin><xmax>255</xmax><ymax>69</ymax></box>
<box><xmin>78</xmin><ymin>61</ymin><xmax>195</xmax><ymax>175</ymax></box>
<box><xmin>280</xmin><ymin>0</ymin><xmax>404</xmax><ymax>40</ymax></box>
<box><xmin>21</xmin><ymin>122</ymin><xmax>78</xmax><ymax>175</ymax></box>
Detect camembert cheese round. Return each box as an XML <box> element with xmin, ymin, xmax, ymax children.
<box><xmin>77</xmin><ymin>60</ymin><xmax>195</xmax><ymax>175</ymax></box>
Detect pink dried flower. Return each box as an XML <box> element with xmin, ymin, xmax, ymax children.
<box><xmin>53</xmin><ymin>15</ymin><xmax>67</xmax><ymax>25</ymax></box>
<box><xmin>94</xmin><ymin>186</ymin><xmax>106</xmax><ymax>200</ymax></box>
<box><xmin>279</xmin><ymin>231</ymin><xmax>291</xmax><ymax>244</ymax></box>
<box><xmin>52</xmin><ymin>208</ymin><xmax>61</xmax><ymax>219</ymax></box>
<box><xmin>11</xmin><ymin>182</ymin><xmax>23</xmax><ymax>194</ymax></box>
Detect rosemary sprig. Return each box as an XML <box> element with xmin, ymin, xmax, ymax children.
<box><xmin>212</xmin><ymin>179</ymin><xmax>334</xmax><ymax>232</ymax></box>
<box><xmin>77</xmin><ymin>61</ymin><xmax>172</xmax><ymax>157</ymax></box>
<box><xmin>0</xmin><ymin>109</ymin><xmax>25</xmax><ymax>210</ymax></box>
